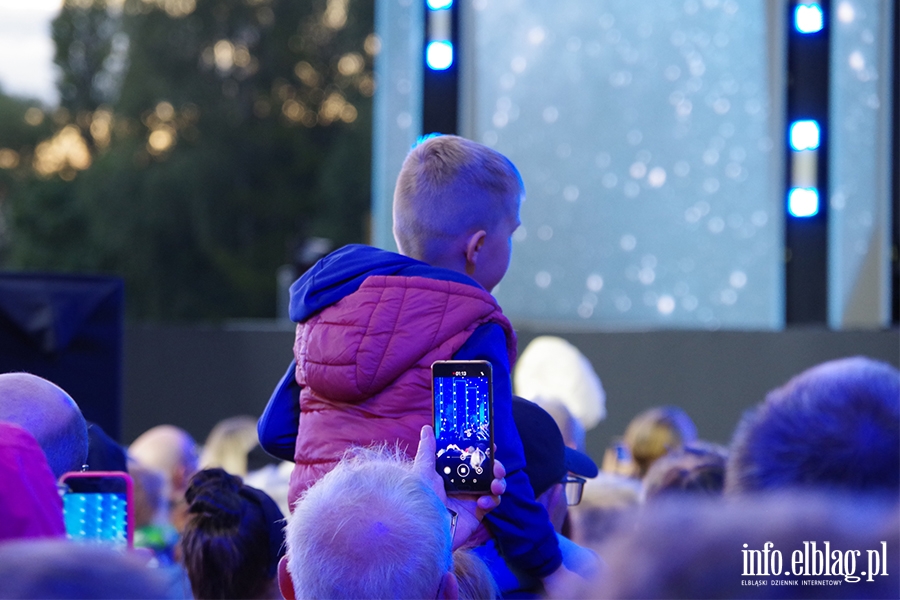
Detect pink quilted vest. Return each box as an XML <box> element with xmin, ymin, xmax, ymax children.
<box><xmin>288</xmin><ymin>275</ymin><xmax>515</xmax><ymax>506</ymax></box>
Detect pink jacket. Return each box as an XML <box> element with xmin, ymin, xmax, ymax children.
<box><xmin>288</xmin><ymin>275</ymin><xmax>515</xmax><ymax>504</ymax></box>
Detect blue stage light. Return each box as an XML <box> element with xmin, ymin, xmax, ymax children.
<box><xmin>789</xmin><ymin>120</ymin><xmax>820</xmax><ymax>151</ymax></box>
<box><xmin>794</xmin><ymin>3</ymin><xmax>824</xmax><ymax>34</ymax></box>
<box><xmin>427</xmin><ymin>0</ymin><xmax>453</xmax><ymax>10</ymax></box>
<box><xmin>788</xmin><ymin>187</ymin><xmax>820</xmax><ymax>217</ymax></box>
<box><xmin>426</xmin><ymin>41</ymin><xmax>454</xmax><ymax>70</ymax></box>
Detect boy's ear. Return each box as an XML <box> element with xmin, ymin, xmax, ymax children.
<box><xmin>464</xmin><ymin>230</ymin><xmax>487</xmax><ymax>275</ymax></box>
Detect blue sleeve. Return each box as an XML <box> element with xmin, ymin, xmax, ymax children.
<box><xmin>454</xmin><ymin>323</ymin><xmax>563</xmax><ymax>578</ymax></box>
<box><xmin>257</xmin><ymin>360</ymin><xmax>301</xmax><ymax>462</ymax></box>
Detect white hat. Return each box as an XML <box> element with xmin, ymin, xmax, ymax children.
<box><xmin>514</xmin><ymin>336</ymin><xmax>606</xmax><ymax>430</ymax></box>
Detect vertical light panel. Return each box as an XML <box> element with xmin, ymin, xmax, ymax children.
<box><xmin>783</xmin><ymin>0</ymin><xmax>829</xmax><ymax>324</ymax></box>
<box><xmin>788</xmin><ymin>119</ymin><xmax>821</xmax><ymax>218</ymax></box>
<box><xmin>828</xmin><ymin>0</ymin><xmax>894</xmax><ymax>328</ymax></box>
<box><xmin>464</xmin><ymin>0</ymin><xmax>785</xmax><ymax>330</ymax></box>
<box><xmin>794</xmin><ymin>2</ymin><xmax>825</xmax><ymax>34</ymax></box>
<box><xmin>426</xmin><ymin>1</ymin><xmax>454</xmax><ymax>70</ymax></box>
<box><xmin>372</xmin><ymin>0</ymin><xmax>425</xmax><ymax>251</ymax></box>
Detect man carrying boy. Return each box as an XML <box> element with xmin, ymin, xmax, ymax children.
<box><xmin>259</xmin><ymin>135</ymin><xmax>567</xmax><ymax>586</ymax></box>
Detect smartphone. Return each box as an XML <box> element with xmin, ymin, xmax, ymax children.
<box><xmin>432</xmin><ymin>360</ymin><xmax>494</xmax><ymax>494</ymax></box>
<box><xmin>601</xmin><ymin>438</ymin><xmax>636</xmax><ymax>477</ymax></box>
<box><xmin>59</xmin><ymin>471</ymin><xmax>134</xmax><ymax>548</ymax></box>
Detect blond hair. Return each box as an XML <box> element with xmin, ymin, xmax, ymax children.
<box><xmin>199</xmin><ymin>415</ymin><xmax>259</xmax><ymax>477</ymax></box>
<box><xmin>623</xmin><ymin>406</ymin><xmax>698</xmax><ymax>478</ymax></box>
<box><xmin>392</xmin><ymin>135</ymin><xmax>523</xmax><ymax>262</ymax></box>
<box><xmin>452</xmin><ymin>549</ymin><xmax>499</xmax><ymax>600</ymax></box>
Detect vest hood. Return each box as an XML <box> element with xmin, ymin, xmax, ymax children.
<box><xmin>289</xmin><ymin>244</ymin><xmax>481</xmax><ymax>322</ymax></box>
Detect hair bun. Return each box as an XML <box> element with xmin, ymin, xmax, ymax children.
<box><xmin>185</xmin><ymin>468</ymin><xmax>243</xmax><ymax>527</ymax></box>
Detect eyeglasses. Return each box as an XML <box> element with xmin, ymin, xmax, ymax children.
<box><xmin>447</xmin><ymin>508</ymin><xmax>459</xmax><ymax>547</ymax></box>
<box><xmin>562</xmin><ymin>475</ymin><xmax>586</xmax><ymax>506</ymax></box>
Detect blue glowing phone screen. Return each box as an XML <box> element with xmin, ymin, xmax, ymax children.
<box><xmin>433</xmin><ymin>365</ymin><xmax>492</xmax><ymax>492</ymax></box>
<box><xmin>63</xmin><ymin>492</ymin><xmax>128</xmax><ymax>544</ymax></box>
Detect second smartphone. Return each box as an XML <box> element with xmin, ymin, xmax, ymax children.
<box><xmin>432</xmin><ymin>360</ymin><xmax>494</xmax><ymax>494</ymax></box>
<box><xmin>59</xmin><ymin>470</ymin><xmax>134</xmax><ymax>548</ymax></box>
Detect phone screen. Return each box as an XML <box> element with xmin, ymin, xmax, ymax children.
<box><xmin>432</xmin><ymin>360</ymin><xmax>493</xmax><ymax>494</ymax></box>
<box><xmin>60</xmin><ymin>471</ymin><xmax>133</xmax><ymax>547</ymax></box>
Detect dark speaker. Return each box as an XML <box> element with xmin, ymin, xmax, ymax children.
<box><xmin>0</xmin><ymin>273</ymin><xmax>124</xmax><ymax>441</ymax></box>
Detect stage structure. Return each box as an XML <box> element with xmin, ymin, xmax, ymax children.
<box><xmin>0</xmin><ymin>273</ymin><xmax>124</xmax><ymax>440</ymax></box>
<box><xmin>372</xmin><ymin>0</ymin><xmax>895</xmax><ymax>331</ymax></box>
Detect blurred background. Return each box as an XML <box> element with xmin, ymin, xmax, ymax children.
<box><xmin>0</xmin><ymin>0</ymin><xmax>373</xmax><ymax>320</ymax></box>
<box><xmin>0</xmin><ymin>1</ymin><xmax>896</xmax><ymax>459</ymax></box>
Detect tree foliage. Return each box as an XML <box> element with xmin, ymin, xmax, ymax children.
<box><xmin>0</xmin><ymin>0</ymin><xmax>374</xmax><ymax>320</ymax></box>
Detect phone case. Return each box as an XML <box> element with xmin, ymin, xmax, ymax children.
<box><xmin>59</xmin><ymin>471</ymin><xmax>134</xmax><ymax>547</ymax></box>
<box><xmin>432</xmin><ymin>360</ymin><xmax>494</xmax><ymax>494</ymax></box>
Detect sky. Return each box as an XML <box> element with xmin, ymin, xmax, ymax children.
<box><xmin>0</xmin><ymin>0</ymin><xmax>63</xmax><ymax>106</ymax></box>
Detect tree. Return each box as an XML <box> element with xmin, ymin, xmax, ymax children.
<box><xmin>52</xmin><ymin>0</ymin><xmax>121</xmax><ymax>119</ymax></box>
<box><xmin>2</xmin><ymin>0</ymin><xmax>375</xmax><ymax>320</ymax></box>
<box><xmin>0</xmin><ymin>91</ymin><xmax>69</xmax><ymax>266</ymax></box>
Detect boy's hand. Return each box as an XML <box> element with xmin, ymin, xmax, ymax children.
<box><xmin>414</xmin><ymin>425</ymin><xmax>506</xmax><ymax>550</ymax></box>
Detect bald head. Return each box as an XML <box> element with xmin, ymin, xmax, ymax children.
<box><xmin>129</xmin><ymin>425</ymin><xmax>198</xmax><ymax>492</ymax></box>
<box><xmin>0</xmin><ymin>372</ymin><xmax>88</xmax><ymax>478</ymax></box>
<box><xmin>129</xmin><ymin>425</ymin><xmax>199</xmax><ymax>533</ymax></box>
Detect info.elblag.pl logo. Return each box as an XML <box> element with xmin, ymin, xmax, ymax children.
<box><xmin>741</xmin><ymin>541</ymin><xmax>889</xmax><ymax>587</ymax></box>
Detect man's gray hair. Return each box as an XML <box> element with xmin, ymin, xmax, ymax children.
<box><xmin>286</xmin><ymin>446</ymin><xmax>453</xmax><ymax>599</ymax></box>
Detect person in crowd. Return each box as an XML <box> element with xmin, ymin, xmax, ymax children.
<box><xmin>474</xmin><ymin>397</ymin><xmax>603</xmax><ymax>596</ymax></box>
<box><xmin>532</xmin><ymin>398</ymin><xmax>589</xmax><ymax>453</ymax></box>
<box><xmin>260</xmin><ymin>134</ymin><xmax>571</xmax><ymax>586</ymax></box>
<box><xmin>642</xmin><ymin>440</ymin><xmax>728</xmax><ymax>501</ymax></box>
<box><xmin>585</xmin><ymin>493</ymin><xmax>899</xmax><ymax>599</ymax></box>
<box><xmin>86</xmin><ymin>420</ymin><xmax>128</xmax><ymax>472</ymax></box>
<box><xmin>0</xmin><ymin>422</ymin><xmax>65</xmax><ymax>542</ymax></box>
<box><xmin>202</xmin><ymin>414</ymin><xmax>293</xmax><ymax>516</ymax></box>
<box><xmin>128</xmin><ymin>426</ymin><xmax>198</xmax><ymax>595</ymax></box>
<box><xmin>130</xmin><ymin>461</ymin><xmax>180</xmax><ymax>566</ymax></box>
<box><xmin>567</xmin><ymin>472</ymin><xmax>642</xmax><ymax>548</ymax></box>
<box><xmin>127</xmin><ymin>461</ymin><xmax>193</xmax><ymax>598</ymax></box>
<box><xmin>604</xmin><ymin>405</ymin><xmax>698</xmax><ymax>478</ymax></box>
<box><xmin>180</xmin><ymin>468</ymin><xmax>285</xmax><ymax>599</ymax></box>
<box><xmin>0</xmin><ymin>372</ymin><xmax>88</xmax><ymax>478</ymax></box>
<box><xmin>511</xmin><ymin>399</ymin><xmax>600</xmax><ymax>532</ymax></box>
<box><xmin>726</xmin><ymin>356</ymin><xmax>900</xmax><ymax>495</ymax></box>
<box><xmin>452</xmin><ymin>549</ymin><xmax>500</xmax><ymax>600</ymax></box>
<box><xmin>514</xmin><ymin>335</ymin><xmax>607</xmax><ymax>452</ymax></box>
<box><xmin>199</xmin><ymin>415</ymin><xmax>260</xmax><ymax>477</ymax></box>
<box><xmin>0</xmin><ymin>539</ymin><xmax>172</xmax><ymax>599</ymax></box>
<box><xmin>129</xmin><ymin>424</ymin><xmax>199</xmax><ymax>533</ymax></box>
<box><xmin>279</xmin><ymin>425</ymin><xmax>506</xmax><ymax>600</ymax></box>
<box><xmin>243</xmin><ymin>457</ymin><xmax>293</xmax><ymax>519</ymax></box>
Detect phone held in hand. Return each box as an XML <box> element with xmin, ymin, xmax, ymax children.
<box><xmin>59</xmin><ymin>470</ymin><xmax>134</xmax><ymax>548</ymax></box>
<box><xmin>432</xmin><ymin>360</ymin><xmax>494</xmax><ymax>494</ymax></box>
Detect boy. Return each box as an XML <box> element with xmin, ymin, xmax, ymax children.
<box><xmin>259</xmin><ymin>135</ymin><xmax>564</xmax><ymax>583</ymax></box>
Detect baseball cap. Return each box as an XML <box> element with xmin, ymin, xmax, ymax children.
<box><xmin>511</xmin><ymin>396</ymin><xmax>599</xmax><ymax>498</ymax></box>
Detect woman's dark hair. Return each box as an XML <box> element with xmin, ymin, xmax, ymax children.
<box><xmin>180</xmin><ymin>468</ymin><xmax>285</xmax><ymax>599</ymax></box>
